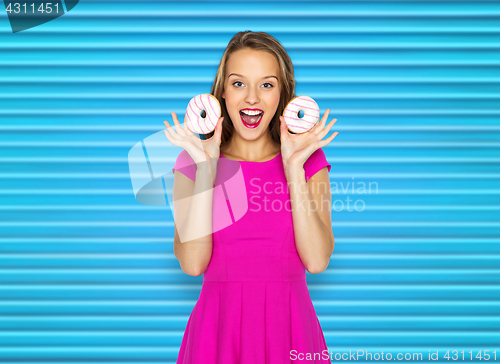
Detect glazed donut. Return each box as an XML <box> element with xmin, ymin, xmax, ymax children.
<box><xmin>185</xmin><ymin>93</ymin><xmax>221</xmax><ymax>134</ymax></box>
<box><xmin>282</xmin><ymin>95</ymin><xmax>320</xmax><ymax>133</ymax></box>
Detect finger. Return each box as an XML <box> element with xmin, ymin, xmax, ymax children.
<box><xmin>311</xmin><ymin>109</ymin><xmax>329</xmax><ymax>134</ymax></box>
<box><xmin>170</xmin><ymin>112</ymin><xmax>185</xmax><ymax>135</ymax></box>
<box><xmin>182</xmin><ymin>119</ymin><xmax>196</xmax><ymax>136</ymax></box>
<box><xmin>214</xmin><ymin>116</ymin><xmax>224</xmax><ymax>143</ymax></box>
<box><xmin>320</xmin><ymin>118</ymin><xmax>338</xmax><ymax>137</ymax></box>
<box><xmin>280</xmin><ymin>116</ymin><xmax>289</xmax><ymax>140</ymax></box>
<box><xmin>320</xmin><ymin>131</ymin><xmax>339</xmax><ymax>147</ymax></box>
<box><xmin>170</xmin><ymin>112</ymin><xmax>184</xmax><ymax>135</ymax></box>
<box><xmin>163</xmin><ymin>129</ymin><xmax>174</xmax><ymax>143</ymax></box>
<box><xmin>175</xmin><ymin>111</ymin><xmax>194</xmax><ymax>135</ymax></box>
<box><xmin>281</xmin><ymin>115</ymin><xmax>289</xmax><ymax>132</ymax></box>
<box><xmin>319</xmin><ymin>109</ymin><xmax>330</xmax><ymax>128</ymax></box>
<box><xmin>175</xmin><ymin>111</ymin><xmax>187</xmax><ymax>133</ymax></box>
<box><xmin>170</xmin><ymin>111</ymin><xmax>178</xmax><ymax>125</ymax></box>
<box><xmin>163</xmin><ymin>119</ymin><xmax>176</xmax><ymax>138</ymax></box>
<box><xmin>182</xmin><ymin>113</ymin><xmax>190</xmax><ymax>132</ymax></box>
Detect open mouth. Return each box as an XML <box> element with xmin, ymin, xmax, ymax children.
<box><xmin>239</xmin><ymin>109</ymin><xmax>264</xmax><ymax>129</ymax></box>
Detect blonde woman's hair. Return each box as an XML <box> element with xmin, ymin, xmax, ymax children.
<box><xmin>202</xmin><ymin>31</ymin><xmax>296</xmax><ymax>146</ymax></box>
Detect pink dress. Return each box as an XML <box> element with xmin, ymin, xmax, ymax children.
<box><xmin>172</xmin><ymin>147</ymin><xmax>332</xmax><ymax>364</ymax></box>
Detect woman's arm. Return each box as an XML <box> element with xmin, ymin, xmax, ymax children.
<box><xmin>164</xmin><ymin>112</ymin><xmax>224</xmax><ymax>277</ymax></box>
<box><xmin>286</xmin><ymin>165</ymin><xmax>334</xmax><ymax>274</ymax></box>
<box><xmin>279</xmin><ymin>108</ymin><xmax>337</xmax><ymax>274</ymax></box>
<box><xmin>172</xmin><ymin>158</ymin><xmax>218</xmax><ymax>277</ymax></box>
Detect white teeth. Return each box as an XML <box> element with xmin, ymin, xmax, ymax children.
<box><xmin>241</xmin><ymin>110</ymin><xmax>263</xmax><ymax>116</ymax></box>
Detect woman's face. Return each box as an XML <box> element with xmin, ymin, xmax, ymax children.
<box><xmin>222</xmin><ymin>48</ymin><xmax>281</xmax><ymax>140</ymax></box>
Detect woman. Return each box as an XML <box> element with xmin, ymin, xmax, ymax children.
<box><xmin>164</xmin><ymin>31</ymin><xmax>338</xmax><ymax>364</ymax></box>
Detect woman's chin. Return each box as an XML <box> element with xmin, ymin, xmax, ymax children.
<box><xmin>236</xmin><ymin>123</ymin><xmax>269</xmax><ymax>140</ymax></box>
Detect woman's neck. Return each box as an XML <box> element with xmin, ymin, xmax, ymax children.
<box><xmin>221</xmin><ymin>134</ymin><xmax>280</xmax><ymax>163</ymax></box>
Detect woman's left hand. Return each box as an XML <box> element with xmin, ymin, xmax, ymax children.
<box><xmin>280</xmin><ymin>109</ymin><xmax>338</xmax><ymax>174</ymax></box>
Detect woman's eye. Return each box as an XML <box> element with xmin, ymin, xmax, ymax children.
<box><xmin>232</xmin><ymin>81</ymin><xmax>274</xmax><ymax>88</ymax></box>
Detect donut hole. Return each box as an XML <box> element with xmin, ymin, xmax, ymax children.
<box><xmin>200</xmin><ymin>110</ymin><xmax>207</xmax><ymax>118</ymax></box>
<box><xmin>297</xmin><ymin>110</ymin><xmax>305</xmax><ymax>119</ymax></box>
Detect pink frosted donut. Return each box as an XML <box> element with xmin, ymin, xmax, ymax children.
<box><xmin>185</xmin><ymin>93</ymin><xmax>221</xmax><ymax>134</ymax></box>
<box><xmin>282</xmin><ymin>95</ymin><xmax>320</xmax><ymax>133</ymax></box>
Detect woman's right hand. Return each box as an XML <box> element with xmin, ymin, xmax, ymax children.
<box><xmin>163</xmin><ymin>111</ymin><xmax>224</xmax><ymax>165</ymax></box>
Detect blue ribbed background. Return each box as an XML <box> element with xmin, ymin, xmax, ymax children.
<box><xmin>1</xmin><ymin>1</ymin><xmax>499</xmax><ymax>363</ymax></box>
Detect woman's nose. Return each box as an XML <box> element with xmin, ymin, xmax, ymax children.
<box><xmin>244</xmin><ymin>88</ymin><xmax>260</xmax><ymax>104</ymax></box>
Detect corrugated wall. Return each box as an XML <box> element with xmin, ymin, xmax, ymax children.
<box><xmin>1</xmin><ymin>1</ymin><xmax>499</xmax><ymax>363</ymax></box>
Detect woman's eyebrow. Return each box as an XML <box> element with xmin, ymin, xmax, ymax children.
<box><xmin>228</xmin><ymin>73</ymin><xmax>278</xmax><ymax>81</ymax></box>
